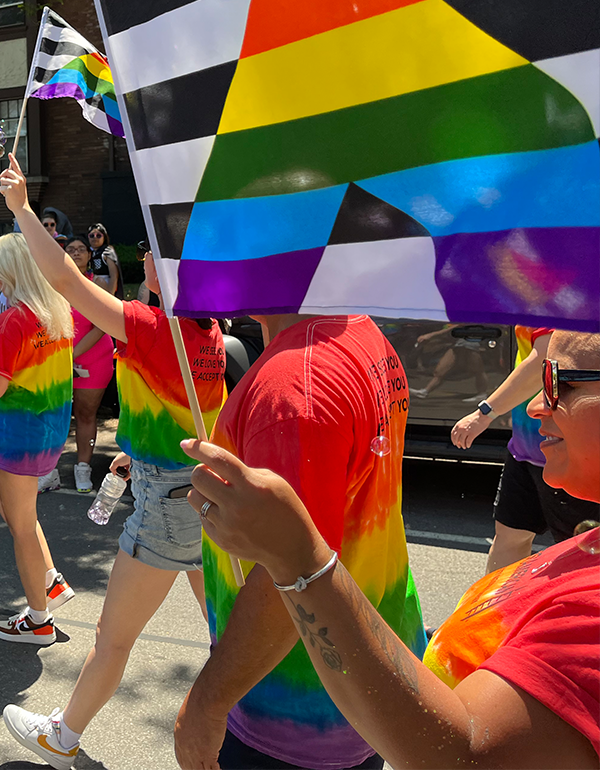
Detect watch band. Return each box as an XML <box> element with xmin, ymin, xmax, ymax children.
<box><xmin>477</xmin><ymin>399</ymin><xmax>495</xmax><ymax>417</ymax></box>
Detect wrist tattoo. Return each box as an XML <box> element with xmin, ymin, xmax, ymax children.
<box><xmin>288</xmin><ymin>600</ymin><xmax>342</xmax><ymax>671</ymax></box>
<box><xmin>286</xmin><ymin>565</ymin><xmax>420</xmax><ymax>695</ymax></box>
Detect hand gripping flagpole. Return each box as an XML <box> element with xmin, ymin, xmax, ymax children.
<box><xmin>168</xmin><ymin>317</ymin><xmax>246</xmax><ymax>588</ymax></box>
<box><xmin>12</xmin><ymin>7</ymin><xmax>49</xmax><ymax>157</ymax></box>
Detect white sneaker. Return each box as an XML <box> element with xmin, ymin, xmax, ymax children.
<box><xmin>38</xmin><ymin>469</ymin><xmax>60</xmax><ymax>494</ymax></box>
<box><xmin>74</xmin><ymin>462</ymin><xmax>93</xmax><ymax>493</ymax></box>
<box><xmin>409</xmin><ymin>388</ymin><xmax>429</xmax><ymax>399</ymax></box>
<box><xmin>0</xmin><ymin>611</ymin><xmax>56</xmax><ymax>645</ymax></box>
<box><xmin>3</xmin><ymin>706</ymin><xmax>79</xmax><ymax>770</ymax></box>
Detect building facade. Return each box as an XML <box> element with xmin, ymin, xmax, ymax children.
<box><xmin>0</xmin><ymin>0</ymin><xmax>143</xmax><ymax>242</ymax></box>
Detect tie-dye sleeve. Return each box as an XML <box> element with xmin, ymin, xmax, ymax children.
<box><xmin>0</xmin><ymin>317</ymin><xmax>21</xmax><ymax>381</ymax></box>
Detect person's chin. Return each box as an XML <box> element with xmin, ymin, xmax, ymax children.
<box><xmin>540</xmin><ymin>439</ymin><xmax>566</xmax><ymax>486</ymax></box>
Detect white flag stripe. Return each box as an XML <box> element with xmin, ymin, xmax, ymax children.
<box><xmin>300</xmin><ymin>238</ymin><xmax>448</xmax><ymax>320</ymax></box>
<box><xmin>129</xmin><ymin>136</ymin><xmax>215</xmax><ymax>206</ymax></box>
<box><xmin>38</xmin><ymin>21</ymin><xmax>96</xmax><ymax>51</ymax></box>
<box><xmin>153</xmin><ymin>254</ymin><xmax>180</xmax><ymax>316</ymax></box>
<box><xmin>109</xmin><ymin>0</ymin><xmax>252</xmax><ymax>95</ymax></box>
<box><xmin>534</xmin><ymin>49</ymin><xmax>600</xmax><ymax>137</ymax></box>
<box><xmin>34</xmin><ymin>50</ymin><xmax>81</xmax><ymax>74</ymax></box>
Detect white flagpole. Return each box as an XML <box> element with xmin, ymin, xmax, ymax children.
<box><xmin>13</xmin><ymin>6</ymin><xmax>49</xmax><ymax>156</ymax></box>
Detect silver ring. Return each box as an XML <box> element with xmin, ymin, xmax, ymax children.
<box><xmin>199</xmin><ymin>500</ymin><xmax>213</xmax><ymax>521</ymax></box>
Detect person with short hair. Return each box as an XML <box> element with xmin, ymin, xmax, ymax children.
<box><xmin>0</xmin><ymin>233</ymin><xmax>75</xmax><ymax>645</ymax></box>
<box><xmin>173</xmin><ymin>310</ymin><xmax>426</xmax><ymax>768</ymax></box>
<box><xmin>452</xmin><ymin>326</ymin><xmax>599</xmax><ymax>571</ymax></box>
<box><xmin>177</xmin><ymin>329</ymin><xmax>600</xmax><ymax>769</ymax></box>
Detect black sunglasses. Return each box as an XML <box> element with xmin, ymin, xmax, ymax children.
<box><xmin>542</xmin><ymin>359</ymin><xmax>600</xmax><ymax>410</ymax></box>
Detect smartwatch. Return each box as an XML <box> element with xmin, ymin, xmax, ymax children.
<box><xmin>477</xmin><ymin>400</ymin><xmax>495</xmax><ymax>417</ymax></box>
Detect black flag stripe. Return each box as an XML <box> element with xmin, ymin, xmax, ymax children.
<box><xmin>125</xmin><ymin>60</ymin><xmax>237</xmax><ymax>150</ymax></box>
<box><xmin>98</xmin><ymin>0</ymin><xmax>198</xmax><ymax>37</ymax></box>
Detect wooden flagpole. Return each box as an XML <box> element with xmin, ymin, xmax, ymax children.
<box><xmin>168</xmin><ymin>317</ymin><xmax>246</xmax><ymax>587</ymax></box>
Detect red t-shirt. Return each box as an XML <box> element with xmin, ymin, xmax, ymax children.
<box><xmin>205</xmin><ymin>315</ymin><xmax>426</xmax><ymax>768</ymax></box>
<box><xmin>115</xmin><ymin>301</ymin><xmax>226</xmax><ymax>469</ymax></box>
<box><xmin>424</xmin><ymin>529</ymin><xmax>600</xmax><ymax>755</ymax></box>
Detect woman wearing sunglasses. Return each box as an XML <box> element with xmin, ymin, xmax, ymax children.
<box><xmin>451</xmin><ymin>326</ymin><xmax>599</xmax><ymax>572</ymax></box>
<box><xmin>162</xmin><ymin>329</ymin><xmax>599</xmax><ymax>770</ymax></box>
<box><xmin>66</xmin><ymin>237</ymin><xmax>115</xmax><ymax>493</ymax></box>
<box><xmin>87</xmin><ymin>223</ymin><xmax>123</xmax><ymax>299</ymax></box>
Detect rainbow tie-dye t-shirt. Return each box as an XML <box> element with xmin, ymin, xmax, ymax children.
<box><xmin>508</xmin><ymin>326</ymin><xmax>553</xmax><ymax>466</ymax></box>
<box><xmin>0</xmin><ymin>304</ymin><xmax>72</xmax><ymax>476</ymax></box>
<box><xmin>204</xmin><ymin>316</ymin><xmax>426</xmax><ymax>769</ymax></box>
<box><xmin>115</xmin><ymin>302</ymin><xmax>226</xmax><ymax>469</ymax></box>
<box><xmin>424</xmin><ymin>530</ymin><xmax>600</xmax><ymax>755</ymax></box>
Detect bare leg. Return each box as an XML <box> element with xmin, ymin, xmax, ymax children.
<box><xmin>36</xmin><ymin>522</ymin><xmax>56</xmax><ymax>572</ymax></box>
<box><xmin>424</xmin><ymin>348</ymin><xmax>456</xmax><ymax>395</ymax></box>
<box><xmin>72</xmin><ymin>388</ymin><xmax>105</xmax><ymax>465</ymax></box>
<box><xmin>0</xmin><ymin>470</ymin><xmax>47</xmax><ymax>611</ymax></box>
<box><xmin>186</xmin><ymin>568</ymin><xmax>208</xmax><ymax>623</ymax></box>
<box><xmin>62</xmin><ymin>550</ymin><xmax>178</xmax><ymax>734</ymax></box>
<box><xmin>486</xmin><ymin>521</ymin><xmax>536</xmax><ymax>574</ymax></box>
<box><xmin>465</xmin><ymin>350</ymin><xmax>489</xmax><ymax>395</ymax></box>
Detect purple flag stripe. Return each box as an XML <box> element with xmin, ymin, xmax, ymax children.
<box><xmin>434</xmin><ymin>227</ymin><xmax>600</xmax><ymax>332</ymax></box>
<box><xmin>106</xmin><ymin>113</ymin><xmax>125</xmax><ymax>136</ymax></box>
<box><xmin>173</xmin><ymin>248</ymin><xmax>325</xmax><ymax>318</ymax></box>
<box><xmin>31</xmin><ymin>81</ymin><xmax>86</xmax><ymax>100</ymax></box>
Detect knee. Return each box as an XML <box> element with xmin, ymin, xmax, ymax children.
<box><xmin>493</xmin><ymin>521</ymin><xmax>536</xmax><ymax>547</ymax></box>
<box><xmin>93</xmin><ymin>618</ymin><xmax>135</xmax><ymax>659</ymax></box>
<box><xmin>5</xmin><ymin>517</ymin><xmax>37</xmax><ymax>540</ymax></box>
<box><xmin>74</xmin><ymin>405</ymin><xmax>97</xmax><ymax>424</ymax></box>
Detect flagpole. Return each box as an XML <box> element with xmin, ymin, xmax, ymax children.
<box><xmin>92</xmin><ymin>0</ymin><xmax>245</xmax><ymax>587</ymax></box>
<box><xmin>168</xmin><ymin>317</ymin><xmax>246</xmax><ymax>588</ymax></box>
<box><xmin>13</xmin><ymin>6</ymin><xmax>49</xmax><ymax>156</ymax></box>
<box><xmin>11</xmin><ymin>98</ymin><xmax>28</xmax><ymax>157</ymax></box>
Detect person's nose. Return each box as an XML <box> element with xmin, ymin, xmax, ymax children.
<box><xmin>527</xmin><ymin>390</ymin><xmax>551</xmax><ymax>420</ymax></box>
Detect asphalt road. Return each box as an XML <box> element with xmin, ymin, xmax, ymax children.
<box><xmin>0</xmin><ymin>416</ymin><xmax>553</xmax><ymax>770</ymax></box>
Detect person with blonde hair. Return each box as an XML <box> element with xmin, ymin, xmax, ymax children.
<box><xmin>0</xmin><ymin>232</ymin><xmax>75</xmax><ymax>645</ymax></box>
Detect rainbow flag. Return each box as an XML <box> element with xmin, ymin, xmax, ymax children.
<box><xmin>26</xmin><ymin>7</ymin><xmax>123</xmax><ymax>137</ymax></box>
<box><xmin>95</xmin><ymin>0</ymin><xmax>600</xmax><ymax>330</ymax></box>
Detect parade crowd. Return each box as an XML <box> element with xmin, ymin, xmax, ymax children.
<box><xmin>0</xmin><ymin>153</ymin><xmax>598</xmax><ymax>770</ymax></box>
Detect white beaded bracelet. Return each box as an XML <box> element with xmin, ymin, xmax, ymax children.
<box><xmin>273</xmin><ymin>551</ymin><xmax>339</xmax><ymax>593</ymax></box>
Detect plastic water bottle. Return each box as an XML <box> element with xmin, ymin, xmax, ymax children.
<box><xmin>87</xmin><ymin>471</ymin><xmax>127</xmax><ymax>525</ymax></box>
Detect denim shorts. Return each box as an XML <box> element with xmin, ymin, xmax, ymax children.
<box><xmin>118</xmin><ymin>459</ymin><xmax>203</xmax><ymax>571</ymax></box>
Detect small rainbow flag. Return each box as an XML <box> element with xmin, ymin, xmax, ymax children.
<box><xmin>25</xmin><ymin>7</ymin><xmax>123</xmax><ymax>137</ymax></box>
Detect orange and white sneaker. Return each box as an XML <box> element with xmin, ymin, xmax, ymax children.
<box><xmin>47</xmin><ymin>573</ymin><xmax>75</xmax><ymax>612</ymax></box>
<box><xmin>0</xmin><ymin>611</ymin><xmax>56</xmax><ymax>645</ymax></box>
<box><xmin>3</xmin><ymin>706</ymin><xmax>79</xmax><ymax>770</ymax></box>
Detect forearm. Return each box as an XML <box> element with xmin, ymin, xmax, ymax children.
<box><xmin>14</xmin><ymin>206</ymin><xmax>82</xmax><ymax>295</ymax></box>
<box><xmin>186</xmin><ymin>563</ymin><xmax>298</xmax><ymax>716</ymax></box>
<box><xmin>73</xmin><ymin>327</ymin><xmax>105</xmax><ymax>359</ymax></box>
<box><xmin>485</xmin><ymin>345</ymin><xmax>547</xmax><ymax>415</ymax></box>
<box><xmin>272</xmin><ymin>561</ymin><xmax>477</xmax><ymax>768</ymax></box>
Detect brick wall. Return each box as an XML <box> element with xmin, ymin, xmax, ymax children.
<box><xmin>38</xmin><ymin>0</ymin><xmax>133</xmax><ymax>236</ymax></box>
